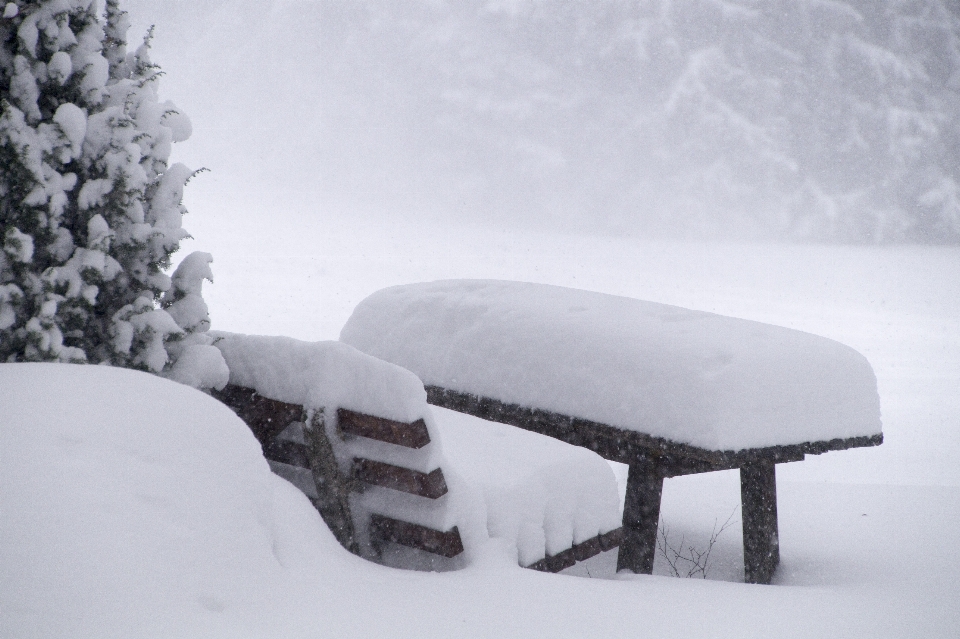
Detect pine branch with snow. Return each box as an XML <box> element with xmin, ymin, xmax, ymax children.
<box><xmin>0</xmin><ymin>0</ymin><xmax>226</xmax><ymax>389</ymax></box>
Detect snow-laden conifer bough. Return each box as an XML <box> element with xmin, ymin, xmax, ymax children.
<box><xmin>340</xmin><ymin>279</ymin><xmax>884</xmax><ymax>584</ymax></box>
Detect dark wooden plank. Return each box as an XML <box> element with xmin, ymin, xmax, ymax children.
<box><xmin>338</xmin><ymin>409</ymin><xmax>431</xmax><ymax>449</ymax></box>
<box><xmin>211</xmin><ymin>384</ymin><xmax>305</xmax><ymax>446</ymax></box>
<box><xmin>571</xmin><ymin>535</ymin><xmax>604</xmax><ymax>563</ymax></box>
<box><xmin>353</xmin><ymin>459</ymin><xmax>448</xmax><ymax>498</ymax></box>
<box><xmin>369</xmin><ymin>514</ymin><xmax>464</xmax><ymax>558</ymax></box>
<box><xmin>617</xmin><ymin>455</ymin><xmax>664</xmax><ymax>574</ymax></box>
<box><xmin>527</xmin><ymin>551</ymin><xmax>578</xmax><ymax>573</ymax></box>
<box><xmin>598</xmin><ymin>527</ymin><xmax>623</xmax><ymax>551</ymax></box>
<box><xmin>741</xmin><ymin>460</ymin><xmax>780</xmax><ymax>584</ymax></box>
<box><xmin>263</xmin><ymin>438</ymin><xmax>311</xmax><ymax>469</ymax></box>
<box><xmin>525</xmin><ymin>527</ymin><xmax>623</xmax><ymax>572</ymax></box>
<box><xmin>425</xmin><ymin>385</ymin><xmax>881</xmax><ymax>470</ymax></box>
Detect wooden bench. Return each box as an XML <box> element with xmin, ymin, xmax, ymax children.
<box><xmin>213</xmin><ymin>381</ymin><xmax>622</xmax><ymax>574</ymax></box>
<box><xmin>340</xmin><ymin>279</ymin><xmax>885</xmax><ymax>584</ymax></box>
<box><xmin>212</xmin><ymin>384</ymin><xmax>466</xmax><ymax>562</ymax></box>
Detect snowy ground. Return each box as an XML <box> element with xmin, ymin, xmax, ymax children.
<box><xmin>165</xmin><ymin>212</ymin><xmax>960</xmax><ymax>637</ymax></box>
<box><xmin>4</xmin><ymin>306</ymin><xmax>960</xmax><ymax>638</ymax></box>
<box><xmin>5</xmin><ymin>3</ymin><xmax>958</xmax><ymax>635</ymax></box>
<box><xmin>6</xmin><ymin>189</ymin><xmax>959</xmax><ymax>637</ymax></box>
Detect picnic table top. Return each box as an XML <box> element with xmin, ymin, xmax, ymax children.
<box><xmin>340</xmin><ymin>280</ymin><xmax>883</xmax><ymax>457</ymax></box>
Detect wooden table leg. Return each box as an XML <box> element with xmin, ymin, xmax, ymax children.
<box><xmin>740</xmin><ymin>460</ymin><xmax>780</xmax><ymax>584</ymax></box>
<box><xmin>617</xmin><ymin>454</ymin><xmax>664</xmax><ymax>574</ymax></box>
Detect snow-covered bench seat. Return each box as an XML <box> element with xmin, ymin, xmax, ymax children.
<box><xmin>340</xmin><ymin>280</ymin><xmax>884</xmax><ymax>584</ymax></box>
<box><xmin>210</xmin><ymin>333</ymin><xmax>468</xmax><ymax>570</ymax></box>
<box><xmin>434</xmin><ymin>406</ymin><xmax>622</xmax><ymax>574</ymax></box>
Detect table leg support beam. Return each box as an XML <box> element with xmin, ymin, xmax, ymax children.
<box><xmin>740</xmin><ymin>460</ymin><xmax>780</xmax><ymax>584</ymax></box>
<box><xmin>617</xmin><ymin>456</ymin><xmax>664</xmax><ymax>574</ymax></box>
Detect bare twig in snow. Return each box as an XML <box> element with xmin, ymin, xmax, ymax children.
<box><xmin>657</xmin><ymin>506</ymin><xmax>739</xmax><ymax>579</ymax></box>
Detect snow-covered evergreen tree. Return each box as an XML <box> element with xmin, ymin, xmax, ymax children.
<box><xmin>0</xmin><ymin>0</ymin><xmax>227</xmax><ymax>389</ymax></box>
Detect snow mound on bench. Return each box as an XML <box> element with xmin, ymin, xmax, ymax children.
<box><xmin>341</xmin><ymin>280</ymin><xmax>882</xmax><ymax>451</ymax></box>
<box><xmin>434</xmin><ymin>407</ymin><xmax>621</xmax><ymax>568</ymax></box>
<box><xmin>212</xmin><ymin>332</ymin><xmax>428</xmax><ymax>425</ymax></box>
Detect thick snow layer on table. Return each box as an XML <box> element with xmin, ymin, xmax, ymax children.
<box><xmin>434</xmin><ymin>406</ymin><xmax>621</xmax><ymax>566</ymax></box>
<box><xmin>341</xmin><ymin>280</ymin><xmax>882</xmax><ymax>451</ymax></box>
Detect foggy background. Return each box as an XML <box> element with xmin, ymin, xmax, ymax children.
<box><xmin>126</xmin><ymin>0</ymin><xmax>960</xmax><ymax>244</ymax></box>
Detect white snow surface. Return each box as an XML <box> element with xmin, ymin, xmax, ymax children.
<box><xmin>434</xmin><ymin>406</ymin><xmax>621</xmax><ymax>566</ymax></box>
<box><xmin>212</xmin><ymin>331</ymin><xmax>429</xmax><ymax>425</ymax></box>
<box><xmin>3</xmin><ymin>362</ymin><xmax>959</xmax><ymax>639</ymax></box>
<box><xmin>341</xmin><ymin>280</ymin><xmax>882</xmax><ymax>451</ymax></box>
<box><xmin>1</xmin><ymin>364</ymin><xmax>299</xmax><ymax>637</ymax></box>
<box><xmin>164</xmin><ymin>343</ymin><xmax>229</xmax><ymax>390</ymax></box>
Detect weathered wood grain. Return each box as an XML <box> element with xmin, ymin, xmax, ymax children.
<box><xmin>425</xmin><ymin>385</ymin><xmax>881</xmax><ymax>472</ymax></box>
<box><xmin>369</xmin><ymin>515</ymin><xmax>465</xmax><ymax>558</ymax></box>
<box><xmin>353</xmin><ymin>459</ymin><xmax>448</xmax><ymax>499</ymax></box>
<box><xmin>338</xmin><ymin>409</ymin><xmax>431</xmax><ymax>449</ymax></box>
<box><xmin>741</xmin><ymin>460</ymin><xmax>780</xmax><ymax>584</ymax></box>
<box><xmin>525</xmin><ymin>528</ymin><xmax>624</xmax><ymax>572</ymax></box>
<box><xmin>617</xmin><ymin>455</ymin><xmax>664</xmax><ymax>575</ymax></box>
<box><xmin>211</xmin><ymin>385</ymin><xmax>305</xmax><ymax>446</ymax></box>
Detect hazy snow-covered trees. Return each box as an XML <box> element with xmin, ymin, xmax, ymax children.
<box><xmin>322</xmin><ymin>0</ymin><xmax>960</xmax><ymax>243</ymax></box>
<box><xmin>0</xmin><ymin>0</ymin><xmax>227</xmax><ymax>389</ymax></box>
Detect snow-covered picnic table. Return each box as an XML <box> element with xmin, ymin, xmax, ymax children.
<box><xmin>341</xmin><ymin>280</ymin><xmax>884</xmax><ymax>584</ymax></box>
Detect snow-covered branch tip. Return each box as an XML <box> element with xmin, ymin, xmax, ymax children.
<box><xmin>186</xmin><ymin>167</ymin><xmax>210</xmax><ymax>184</ymax></box>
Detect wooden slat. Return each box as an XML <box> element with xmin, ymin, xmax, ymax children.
<box><xmin>303</xmin><ymin>412</ymin><xmax>360</xmax><ymax>555</ymax></box>
<box><xmin>338</xmin><ymin>408</ymin><xmax>431</xmax><ymax>449</ymax></box>
<box><xmin>525</xmin><ymin>528</ymin><xmax>623</xmax><ymax>572</ymax></box>
<box><xmin>264</xmin><ymin>439</ymin><xmax>311</xmax><ymax>469</ymax></box>
<box><xmin>353</xmin><ymin>459</ymin><xmax>448</xmax><ymax>498</ymax></box>
<box><xmin>529</xmin><ymin>549</ymin><xmax>577</xmax><ymax>573</ymax></box>
<box><xmin>598</xmin><ymin>527</ymin><xmax>623</xmax><ymax>551</ymax></box>
<box><xmin>211</xmin><ymin>384</ymin><xmax>305</xmax><ymax>445</ymax></box>
<box><xmin>369</xmin><ymin>514</ymin><xmax>464</xmax><ymax>558</ymax></box>
<box><xmin>425</xmin><ymin>385</ymin><xmax>881</xmax><ymax>470</ymax></box>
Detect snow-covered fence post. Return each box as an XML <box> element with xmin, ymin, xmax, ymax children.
<box><xmin>302</xmin><ymin>409</ymin><xmax>358</xmax><ymax>554</ymax></box>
